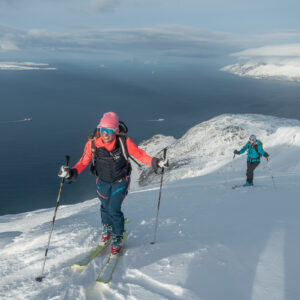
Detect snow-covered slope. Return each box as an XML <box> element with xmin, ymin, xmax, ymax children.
<box><xmin>1</xmin><ymin>114</ymin><xmax>300</xmax><ymax>300</ymax></box>
<box><xmin>220</xmin><ymin>44</ymin><xmax>300</xmax><ymax>82</ymax></box>
<box><xmin>220</xmin><ymin>63</ymin><xmax>300</xmax><ymax>82</ymax></box>
<box><xmin>135</xmin><ymin>113</ymin><xmax>300</xmax><ymax>187</ymax></box>
<box><xmin>0</xmin><ymin>62</ymin><xmax>56</xmax><ymax>71</ymax></box>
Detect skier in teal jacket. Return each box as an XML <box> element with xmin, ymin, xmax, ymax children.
<box><xmin>234</xmin><ymin>135</ymin><xmax>269</xmax><ymax>186</ymax></box>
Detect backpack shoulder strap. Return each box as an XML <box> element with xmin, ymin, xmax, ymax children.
<box><xmin>254</xmin><ymin>141</ymin><xmax>262</xmax><ymax>156</ymax></box>
<box><xmin>118</xmin><ymin>135</ymin><xmax>142</xmax><ymax>168</ymax></box>
<box><xmin>91</xmin><ymin>139</ymin><xmax>97</xmax><ymax>161</ymax></box>
<box><xmin>118</xmin><ymin>135</ymin><xmax>129</xmax><ymax>161</ymax></box>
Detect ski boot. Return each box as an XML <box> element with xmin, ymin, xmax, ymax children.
<box><xmin>243</xmin><ymin>182</ymin><xmax>254</xmax><ymax>187</ymax></box>
<box><xmin>101</xmin><ymin>224</ymin><xmax>112</xmax><ymax>243</ymax></box>
<box><xmin>111</xmin><ymin>234</ymin><xmax>123</xmax><ymax>255</ymax></box>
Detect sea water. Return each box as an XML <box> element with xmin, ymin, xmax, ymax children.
<box><xmin>1</xmin><ymin>61</ymin><xmax>300</xmax><ymax>215</ymax></box>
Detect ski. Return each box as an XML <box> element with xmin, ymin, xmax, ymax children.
<box><xmin>72</xmin><ymin>240</ymin><xmax>111</xmax><ymax>270</ymax></box>
<box><xmin>72</xmin><ymin>218</ymin><xmax>129</xmax><ymax>270</ymax></box>
<box><xmin>232</xmin><ymin>184</ymin><xmax>244</xmax><ymax>189</ymax></box>
<box><xmin>232</xmin><ymin>184</ymin><xmax>254</xmax><ymax>189</ymax></box>
<box><xmin>95</xmin><ymin>230</ymin><xmax>129</xmax><ymax>283</ymax></box>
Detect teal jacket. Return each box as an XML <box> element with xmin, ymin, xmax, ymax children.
<box><xmin>239</xmin><ymin>141</ymin><xmax>265</xmax><ymax>162</ymax></box>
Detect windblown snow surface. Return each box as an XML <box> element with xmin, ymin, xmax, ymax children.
<box><xmin>1</xmin><ymin>114</ymin><xmax>300</xmax><ymax>300</ymax></box>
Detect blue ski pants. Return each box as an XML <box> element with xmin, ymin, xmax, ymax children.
<box><xmin>96</xmin><ymin>176</ymin><xmax>130</xmax><ymax>236</ymax></box>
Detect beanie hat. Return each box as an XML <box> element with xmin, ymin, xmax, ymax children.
<box><xmin>249</xmin><ymin>134</ymin><xmax>256</xmax><ymax>141</ymax></box>
<box><xmin>98</xmin><ymin>112</ymin><xmax>120</xmax><ymax>133</ymax></box>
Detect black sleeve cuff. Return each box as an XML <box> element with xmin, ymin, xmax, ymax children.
<box><xmin>69</xmin><ymin>168</ymin><xmax>78</xmax><ymax>181</ymax></box>
<box><xmin>151</xmin><ymin>157</ymin><xmax>159</xmax><ymax>172</ymax></box>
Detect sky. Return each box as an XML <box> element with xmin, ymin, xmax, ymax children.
<box><xmin>0</xmin><ymin>0</ymin><xmax>300</xmax><ymax>66</ymax></box>
<box><xmin>1</xmin><ymin>0</ymin><xmax>300</xmax><ymax>32</ymax></box>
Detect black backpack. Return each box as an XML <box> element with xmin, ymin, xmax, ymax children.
<box><xmin>254</xmin><ymin>140</ymin><xmax>264</xmax><ymax>157</ymax></box>
<box><xmin>89</xmin><ymin>121</ymin><xmax>141</xmax><ymax>175</ymax></box>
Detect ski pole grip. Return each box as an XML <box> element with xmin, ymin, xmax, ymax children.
<box><xmin>65</xmin><ymin>155</ymin><xmax>70</xmax><ymax>167</ymax></box>
<box><xmin>163</xmin><ymin>148</ymin><xmax>167</xmax><ymax>160</ymax></box>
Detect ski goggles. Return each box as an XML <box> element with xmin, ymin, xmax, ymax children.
<box><xmin>99</xmin><ymin>127</ymin><xmax>116</xmax><ymax>135</ymax></box>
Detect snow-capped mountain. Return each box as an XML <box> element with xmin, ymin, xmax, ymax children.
<box><xmin>221</xmin><ymin>63</ymin><xmax>300</xmax><ymax>82</ymax></box>
<box><xmin>221</xmin><ymin>44</ymin><xmax>300</xmax><ymax>82</ymax></box>
<box><xmin>1</xmin><ymin>114</ymin><xmax>300</xmax><ymax>300</ymax></box>
<box><xmin>0</xmin><ymin>62</ymin><xmax>56</xmax><ymax>71</ymax></box>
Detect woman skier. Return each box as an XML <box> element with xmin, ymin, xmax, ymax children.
<box><xmin>58</xmin><ymin>112</ymin><xmax>168</xmax><ymax>254</ymax></box>
<box><xmin>234</xmin><ymin>134</ymin><xmax>269</xmax><ymax>186</ymax></box>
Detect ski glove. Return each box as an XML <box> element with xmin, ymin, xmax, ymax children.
<box><xmin>158</xmin><ymin>158</ymin><xmax>169</xmax><ymax>168</ymax></box>
<box><xmin>234</xmin><ymin>150</ymin><xmax>239</xmax><ymax>155</ymax></box>
<box><xmin>263</xmin><ymin>152</ymin><xmax>269</xmax><ymax>158</ymax></box>
<box><xmin>58</xmin><ymin>165</ymin><xmax>71</xmax><ymax>178</ymax></box>
<box><xmin>58</xmin><ymin>166</ymin><xmax>78</xmax><ymax>181</ymax></box>
<box><xmin>152</xmin><ymin>157</ymin><xmax>169</xmax><ymax>172</ymax></box>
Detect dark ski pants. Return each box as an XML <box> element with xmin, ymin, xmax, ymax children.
<box><xmin>96</xmin><ymin>176</ymin><xmax>130</xmax><ymax>236</ymax></box>
<box><xmin>246</xmin><ymin>161</ymin><xmax>260</xmax><ymax>184</ymax></box>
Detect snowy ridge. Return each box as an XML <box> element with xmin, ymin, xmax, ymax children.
<box><xmin>221</xmin><ymin>44</ymin><xmax>300</xmax><ymax>82</ymax></box>
<box><xmin>0</xmin><ymin>62</ymin><xmax>56</xmax><ymax>70</ymax></box>
<box><xmin>1</xmin><ymin>113</ymin><xmax>300</xmax><ymax>299</ymax></box>
<box><xmin>136</xmin><ymin>113</ymin><xmax>300</xmax><ymax>187</ymax></box>
<box><xmin>221</xmin><ymin>62</ymin><xmax>300</xmax><ymax>82</ymax></box>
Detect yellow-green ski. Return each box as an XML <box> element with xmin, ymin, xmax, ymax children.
<box><xmin>95</xmin><ymin>230</ymin><xmax>129</xmax><ymax>283</ymax></box>
<box><xmin>72</xmin><ymin>241</ymin><xmax>111</xmax><ymax>270</ymax></box>
<box><xmin>72</xmin><ymin>218</ymin><xmax>129</xmax><ymax>270</ymax></box>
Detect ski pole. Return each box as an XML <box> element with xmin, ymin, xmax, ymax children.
<box><xmin>230</xmin><ymin>153</ymin><xmax>236</xmax><ymax>169</ymax></box>
<box><xmin>35</xmin><ymin>155</ymin><xmax>70</xmax><ymax>282</ymax></box>
<box><xmin>226</xmin><ymin>154</ymin><xmax>235</xmax><ymax>184</ymax></box>
<box><xmin>267</xmin><ymin>158</ymin><xmax>276</xmax><ymax>189</ymax></box>
<box><xmin>151</xmin><ymin>148</ymin><xmax>167</xmax><ymax>245</ymax></box>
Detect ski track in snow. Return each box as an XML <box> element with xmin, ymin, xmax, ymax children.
<box><xmin>1</xmin><ymin>113</ymin><xmax>300</xmax><ymax>300</ymax></box>
<box><xmin>124</xmin><ymin>268</ymin><xmax>198</xmax><ymax>299</ymax></box>
<box><xmin>251</xmin><ymin>228</ymin><xmax>285</xmax><ymax>300</ymax></box>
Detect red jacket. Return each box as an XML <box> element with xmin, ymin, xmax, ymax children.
<box><xmin>73</xmin><ymin>136</ymin><xmax>152</xmax><ymax>174</ymax></box>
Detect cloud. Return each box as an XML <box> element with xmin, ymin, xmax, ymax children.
<box><xmin>0</xmin><ymin>26</ymin><xmax>20</xmax><ymax>51</ymax></box>
<box><xmin>1</xmin><ymin>25</ymin><xmax>235</xmax><ymax>60</ymax></box>
<box><xmin>89</xmin><ymin>0</ymin><xmax>121</xmax><ymax>12</ymax></box>
<box><xmin>0</xmin><ymin>0</ymin><xmax>122</xmax><ymax>14</ymax></box>
<box><xmin>0</xmin><ymin>39</ymin><xmax>19</xmax><ymax>51</ymax></box>
<box><xmin>231</xmin><ymin>44</ymin><xmax>300</xmax><ymax>58</ymax></box>
<box><xmin>0</xmin><ymin>61</ymin><xmax>56</xmax><ymax>70</ymax></box>
<box><xmin>3</xmin><ymin>24</ymin><xmax>300</xmax><ymax>66</ymax></box>
<box><xmin>221</xmin><ymin>43</ymin><xmax>300</xmax><ymax>82</ymax></box>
